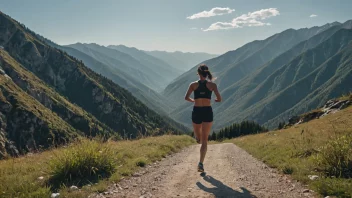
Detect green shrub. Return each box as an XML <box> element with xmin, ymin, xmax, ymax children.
<box><xmin>135</xmin><ymin>158</ymin><xmax>147</xmax><ymax>167</ymax></box>
<box><xmin>315</xmin><ymin>135</ymin><xmax>352</xmax><ymax>178</ymax></box>
<box><xmin>49</xmin><ymin>140</ymin><xmax>115</xmax><ymax>187</ymax></box>
<box><xmin>282</xmin><ymin>165</ymin><xmax>294</xmax><ymax>174</ymax></box>
<box><xmin>313</xmin><ymin>178</ymin><xmax>352</xmax><ymax>198</ymax></box>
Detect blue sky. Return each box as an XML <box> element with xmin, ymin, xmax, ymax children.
<box><xmin>1</xmin><ymin>0</ymin><xmax>351</xmax><ymax>54</ymax></box>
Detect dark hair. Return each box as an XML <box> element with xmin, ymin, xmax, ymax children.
<box><xmin>197</xmin><ymin>64</ymin><xmax>213</xmax><ymax>81</ymax></box>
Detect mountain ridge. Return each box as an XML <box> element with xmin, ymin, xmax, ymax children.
<box><xmin>163</xmin><ymin>22</ymin><xmax>341</xmax><ymax>107</ymax></box>
<box><xmin>168</xmin><ymin>20</ymin><xmax>352</xmax><ymax>129</ymax></box>
<box><xmin>217</xmin><ymin>28</ymin><xmax>352</xmax><ymax>128</ymax></box>
<box><xmin>108</xmin><ymin>44</ymin><xmax>184</xmax><ymax>75</ymax></box>
<box><xmin>0</xmin><ymin>11</ymin><xmax>187</xmax><ymax>157</ymax></box>
<box><xmin>57</xmin><ymin>45</ymin><xmax>176</xmax><ymax>113</ymax></box>
<box><xmin>67</xmin><ymin>43</ymin><xmax>175</xmax><ymax>92</ymax></box>
<box><xmin>145</xmin><ymin>50</ymin><xmax>218</xmax><ymax>72</ymax></box>
<box><xmin>217</xmin><ymin>20</ymin><xmax>352</xmax><ymax>113</ymax></box>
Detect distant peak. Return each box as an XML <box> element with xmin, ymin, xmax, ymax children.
<box><xmin>322</xmin><ymin>21</ymin><xmax>341</xmax><ymax>27</ymax></box>
<box><xmin>87</xmin><ymin>43</ymin><xmax>99</xmax><ymax>46</ymax></box>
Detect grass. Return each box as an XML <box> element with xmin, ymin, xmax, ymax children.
<box><xmin>0</xmin><ymin>49</ymin><xmax>113</xmax><ymax>137</ymax></box>
<box><xmin>340</xmin><ymin>92</ymin><xmax>352</xmax><ymax>101</ymax></box>
<box><xmin>0</xmin><ymin>135</ymin><xmax>195</xmax><ymax>198</ymax></box>
<box><xmin>48</xmin><ymin>140</ymin><xmax>116</xmax><ymax>189</ymax></box>
<box><xmin>227</xmin><ymin>105</ymin><xmax>352</xmax><ymax>197</ymax></box>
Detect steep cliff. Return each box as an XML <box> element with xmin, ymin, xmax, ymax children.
<box><xmin>0</xmin><ymin>67</ymin><xmax>77</xmax><ymax>157</ymax></box>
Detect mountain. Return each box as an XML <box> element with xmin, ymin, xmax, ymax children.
<box><xmin>168</xmin><ymin>21</ymin><xmax>352</xmax><ymax>129</ymax></box>
<box><xmin>67</xmin><ymin>43</ymin><xmax>178</xmax><ymax>92</ymax></box>
<box><xmin>108</xmin><ymin>45</ymin><xmax>183</xmax><ymax>76</ymax></box>
<box><xmin>58</xmin><ymin>45</ymin><xmax>175</xmax><ymax>114</ymax></box>
<box><xmin>0</xmin><ymin>11</ymin><xmax>186</xmax><ymax>157</ymax></box>
<box><xmin>145</xmin><ymin>50</ymin><xmax>218</xmax><ymax>72</ymax></box>
<box><xmin>0</xmin><ymin>52</ymin><xmax>77</xmax><ymax>157</ymax></box>
<box><xmin>217</xmin><ymin>20</ymin><xmax>352</xmax><ymax>113</ymax></box>
<box><xmin>213</xmin><ymin>22</ymin><xmax>352</xmax><ymax>129</ymax></box>
<box><xmin>0</xmin><ymin>48</ymin><xmax>116</xmax><ymax>157</ymax></box>
<box><xmin>164</xmin><ymin>22</ymin><xmax>342</xmax><ymax>107</ymax></box>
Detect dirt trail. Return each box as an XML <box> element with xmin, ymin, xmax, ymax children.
<box><xmin>99</xmin><ymin>143</ymin><xmax>315</xmax><ymax>198</ymax></box>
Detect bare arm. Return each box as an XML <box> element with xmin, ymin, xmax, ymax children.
<box><xmin>184</xmin><ymin>83</ymin><xmax>195</xmax><ymax>103</ymax></box>
<box><xmin>213</xmin><ymin>83</ymin><xmax>222</xmax><ymax>102</ymax></box>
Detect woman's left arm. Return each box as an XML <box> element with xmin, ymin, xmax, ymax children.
<box><xmin>184</xmin><ymin>83</ymin><xmax>195</xmax><ymax>103</ymax></box>
<box><xmin>213</xmin><ymin>83</ymin><xmax>222</xmax><ymax>102</ymax></box>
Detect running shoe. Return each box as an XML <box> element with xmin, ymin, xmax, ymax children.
<box><xmin>198</xmin><ymin>162</ymin><xmax>204</xmax><ymax>172</ymax></box>
<box><xmin>195</xmin><ymin>137</ymin><xmax>200</xmax><ymax>144</ymax></box>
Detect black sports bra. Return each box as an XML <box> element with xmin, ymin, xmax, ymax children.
<box><xmin>194</xmin><ymin>80</ymin><xmax>212</xmax><ymax>99</ymax></box>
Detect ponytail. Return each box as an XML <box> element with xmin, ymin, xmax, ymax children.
<box><xmin>198</xmin><ymin>64</ymin><xmax>213</xmax><ymax>81</ymax></box>
<box><xmin>206</xmin><ymin>71</ymin><xmax>213</xmax><ymax>81</ymax></box>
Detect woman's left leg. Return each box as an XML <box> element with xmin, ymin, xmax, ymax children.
<box><xmin>199</xmin><ymin>122</ymin><xmax>212</xmax><ymax>164</ymax></box>
<box><xmin>192</xmin><ymin>123</ymin><xmax>202</xmax><ymax>143</ymax></box>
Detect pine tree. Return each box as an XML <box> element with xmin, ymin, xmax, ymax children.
<box><xmin>211</xmin><ymin>132</ymin><xmax>216</xmax><ymax>141</ymax></box>
<box><xmin>212</xmin><ymin>120</ymin><xmax>268</xmax><ymax>140</ymax></box>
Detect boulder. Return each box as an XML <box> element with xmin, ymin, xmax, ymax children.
<box><xmin>51</xmin><ymin>193</ymin><xmax>60</xmax><ymax>198</ymax></box>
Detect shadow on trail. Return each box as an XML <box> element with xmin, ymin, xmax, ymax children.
<box><xmin>196</xmin><ymin>173</ymin><xmax>256</xmax><ymax>198</ymax></box>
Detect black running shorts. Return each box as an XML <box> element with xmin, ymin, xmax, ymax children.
<box><xmin>192</xmin><ymin>106</ymin><xmax>213</xmax><ymax>124</ymax></box>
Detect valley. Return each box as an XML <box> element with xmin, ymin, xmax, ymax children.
<box><xmin>167</xmin><ymin>20</ymin><xmax>352</xmax><ymax>130</ymax></box>
<box><xmin>0</xmin><ymin>11</ymin><xmax>187</xmax><ymax>158</ymax></box>
<box><xmin>0</xmin><ymin>4</ymin><xmax>352</xmax><ymax>198</ymax></box>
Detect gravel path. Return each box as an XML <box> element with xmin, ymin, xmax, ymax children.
<box><xmin>93</xmin><ymin>143</ymin><xmax>315</xmax><ymax>198</ymax></box>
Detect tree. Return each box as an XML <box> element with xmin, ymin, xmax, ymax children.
<box><xmin>277</xmin><ymin>122</ymin><xmax>286</xmax><ymax>130</ymax></box>
<box><xmin>212</xmin><ymin>120</ymin><xmax>268</xmax><ymax>141</ymax></box>
<box><xmin>211</xmin><ymin>132</ymin><xmax>216</xmax><ymax>141</ymax></box>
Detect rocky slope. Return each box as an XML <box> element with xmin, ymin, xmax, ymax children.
<box><xmin>0</xmin><ymin>11</ymin><xmax>186</xmax><ymax>157</ymax></box>
<box><xmin>169</xmin><ymin>21</ymin><xmax>352</xmax><ymax>129</ymax></box>
<box><xmin>0</xmin><ymin>60</ymin><xmax>77</xmax><ymax>157</ymax></box>
<box><xmin>286</xmin><ymin>94</ymin><xmax>351</xmax><ymax>127</ymax></box>
<box><xmin>108</xmin><ymin>45</ymin><xmax>183</xmax><ymax>78</ymax></box>
<box><xmin>58</xmin><ymin>45</ymin><xmax>176</xmax><ymax>114</ymax></box>
<box><xmin>0</xmin><ymin>49</ymin><xmax>113</xmax><ymax>134</ymax></box>
<box><xmin>214</xmin><ymin>23</ymin><xmax>352</xmax><ymax>129</ymax></box>
<box><xmin>67</xmin><ymin>43</ymin><xmax>171</xmax><ymax>92</ymax></box>
<box><xmin>164</xmin><ymin>22</ymin><xmax>341</xmax><ymax>107</ymax></box>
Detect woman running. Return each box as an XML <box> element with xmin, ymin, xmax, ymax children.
<box><xmin>184</xmin><ymin>64</ymin><xmax>222</xmax><ymax>172</ymax></box>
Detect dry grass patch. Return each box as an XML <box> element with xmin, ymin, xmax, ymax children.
<box><xmin>227</xmin><ymin>106</ymin><xmax>352</xmax><ymax>197</ymax></box>
<box><xmin>0</xmin><ymin>135</ymin><xmax>194</xmax><ymax>198</ymax></box>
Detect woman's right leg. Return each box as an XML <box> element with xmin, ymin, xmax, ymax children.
<box><xmin>192</xmin><ymin>123</ymin><xmax>202</xmax><ymax>143</ymax></box>
<box><xmin>200</xmin><ymin>122</ymin><xmax>212</xmax><ymax>164</ymax></box>
<box><xmin>192</xmin><ymin>107</ymin><xmax>202</xmax><ymax>143</ymax></box>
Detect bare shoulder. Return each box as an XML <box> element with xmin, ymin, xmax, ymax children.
<box><xmin>189</xmin><ymin>81</ymin><xmax>198</xmax><ymax>89</ymax></box>
<box><xmin>207</xmin><ymin>81</ymin><xmax>217</xmax><ymax>88</ymax></box>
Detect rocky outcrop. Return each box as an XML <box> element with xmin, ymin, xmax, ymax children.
<box><xmin>287</xmin><ymin>97</ymin><xmax>351</xmax><ymax>127</ymax></box>
<box><xmin>0</xmin><ymin>75</ymin><xmax>77</xmax><ymax>158</ymax></box>
<box><xmin>0</xmin><ymin>50</ymin><xmax>114</xmax><ymax>137</ymax></box>
<box><xmin>321</xmin><ymin>99</ymin><xmax>351</xmax><ymax>117</ymax></box>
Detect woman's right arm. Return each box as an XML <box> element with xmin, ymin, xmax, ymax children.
<box><xmin>184</xmin><ymin>83</ymin><xmax>195</xmax><ymax>103</ymax></box>
<box><xmin>213</xmin><ymin>83</ymin><xmax>222</xmax><ymax>102</ymax></box>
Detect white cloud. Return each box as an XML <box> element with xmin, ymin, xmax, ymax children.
<box><xmin>187</xmin><ymin>7</ymin><xmax>235</xmax><ymax>19</ymax></box>
<box><xmin>310</xmin><ymin>14</ymin><xmax>318</xmax><ymax>18</ymax></box>
<box><xmin>203</xmin><ymin>8</ymin><xmax>280</xmax><ymax>31</ymax></box>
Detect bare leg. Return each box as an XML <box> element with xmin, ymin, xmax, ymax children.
<box><xmin>192</xmin><ymin>123</ymin><xmax>202</xmax><ymax>143</ymax></box>
<box><xmin>200</xmin><ymin>122</ymin><xmax>212</xmax><ymax>163</ymax></box>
